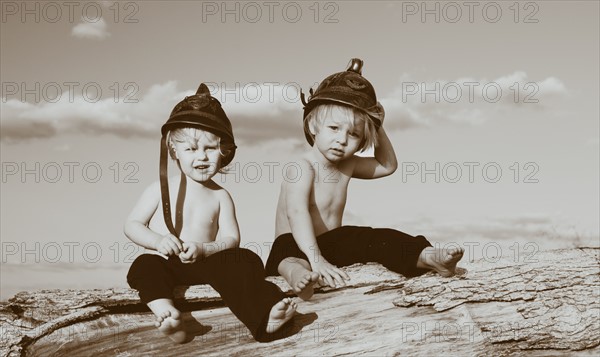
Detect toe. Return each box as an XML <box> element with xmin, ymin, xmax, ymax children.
<box><xmin>276</xmin><ymin>298</ymin><xmax>289</xmax><ymax>310</ymax></box>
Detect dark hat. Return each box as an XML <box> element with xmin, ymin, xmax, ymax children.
<box><xmin>159</xmin><ymin>83</ymin><xmax>237</xmax><ymax>239</ymax></box>
<box><xmin>301</xmin><ymin>58</ymin><xmax>384</xmax><ymax>145</ymax></box>
<box><xmin>162</xmin><ymin>83</ymin><xmax>236</xmax><ymax>167</ymax></box>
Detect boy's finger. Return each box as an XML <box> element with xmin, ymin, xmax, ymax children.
<box><xmin>168</xmin><ymin>240</ymin><xmax>181</xmax><ymax>254</ymax></box>
<box><xmin>337</xmin><ymin>268</ymin><xmax>350</xmax><ymax>280</ymax></box>
<box><xmin>322</xmin><ymin>274</ymin><xmax>334</xmax><ymax>288</ymax></box>
<box><xmin>331</xmin><ymin>272</ymin><xmax>346</xmax><ymax>287</ymax></box>
<box><xmin>317</xmin><ymin>275</ymin><xmax>326</xmax><ymax>287</ymax></box>
<box><xmin>167</xmin><ymin>234</ymin><xmax>181</xmax><ymax>247</ymax></box>
<box><xmin>327</xmin><ymin>274</ymin><xmax>338</xmax><ymax>288</ymax></box>
<box><xmin>170</xmin><ymin>236</ymin><xmax>183</xmax><ymax>250</ymax></box>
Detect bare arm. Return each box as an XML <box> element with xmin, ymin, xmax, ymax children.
<box><xmin>124</xmin><ymin>182</ymin><xmax>182</xmax><ymax>255</ymax></box>
<box><xmin>351</xmin><ymin>127</ymin><xmax>398</xmax><ymax>179</ymax></box>
<box><xmin>285</xmin><ymin>160</ymin><xmax>349</xmax><ymax>287</ymax></box>
<box><xmin>285</xmin><ymin>160</ymin><xmax>321</xmax><ymax>261</ymax></box>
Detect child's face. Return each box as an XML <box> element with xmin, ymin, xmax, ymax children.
<box><xmin>312</xmin><ymin>107</ymin><xmax>364</xmax><ymax>162</ymax></box>
<box><xmin>171</xmin><ymin>130</ymin><xmax>222</xmax><ymax>182</ymax></box>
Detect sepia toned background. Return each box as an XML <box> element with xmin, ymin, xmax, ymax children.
<box><xmin>1</xmin><ymin>1</ymin><xmax>598</xmax><ymax>300</ymax></box>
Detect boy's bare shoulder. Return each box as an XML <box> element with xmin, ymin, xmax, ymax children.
<box><xmin>149</xmin><ymin>176</ymin><xmax>231</xmax><ymax>201</ymax></box>
<box><xmin>202</xmin><ymin>179</ymin><xmax>234</xmax><ymax>202</ymax></box>
<box><xmin>144</xmin><ymin>175</ymin><xmax>181</xmax><ymax>195</ymax></box>
<box><xmin>287</xmin><ymin>154</ymin><xmax>317</xmax><ymax>179</ymax></box>
<box><xmin>140</xmin><ymin>179</ymin><xmax>161</xmax><ymax>198</ymax></box>
<box><xmin>278</xmin><ymin>155</ymin><xmax>316</xmax><ymax>193</ymax></box>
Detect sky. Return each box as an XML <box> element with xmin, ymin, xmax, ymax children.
<box><xmin>1</xmin><ymin>0</ymin><xmax>599</xmax><ymax>300</ymax></box>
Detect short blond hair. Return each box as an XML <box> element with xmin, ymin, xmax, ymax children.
<box><xmin>304</xmin><ymin>103</ymin><xmax>378</xmax><ymax>152</ymax></box>
<box><xmin>166</xmin><ymin>127</ymin><xmax>235</xmax><ymax>172</ymax></box>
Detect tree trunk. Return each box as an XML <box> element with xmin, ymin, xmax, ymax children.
<box><xmin>1</xmin><ymin>248</ymin><xmax>598</xmax><ymax>356</ymax></box>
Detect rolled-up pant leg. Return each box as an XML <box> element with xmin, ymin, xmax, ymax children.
<box><xmin>201</xmin><ymin>248</ymin><xmax>286</xmax><ymax>342</ymax></box>
<box><xmin>265</xmin><ymin>226</ymin><xmax>432</xmax><ymax>278</ymax></box>
<box><xmin>322</xmin><ymin>226</ymin><xmax>432</xmax><ymax>277</ymax></box>
<box><xmin>128</xmin><ymin>249</ymin><xmax>286</xmax><ymax>342</ymax></box>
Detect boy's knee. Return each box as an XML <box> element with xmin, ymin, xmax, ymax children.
<box><xmin>236</xmin><ymin>248</ymin><xmax>262</xmax><ymax>265</ymax></box>
<box><xmin>215</xmin><ymin>247</ymin><xmax>263</xmax><ymax>267</ymax></box>
<box><xmin>132</xmin><ymin>253</ymin><xmax>163</xmax><ymax>266</ymax></box>
<box><xmin>271</xmin><ymin>234</ymin><xmax>304</xmax><ymax>259</ymax></box>
<box><xmin>271</xmin><ymin>234</ymin><xmax>294</xmax><ymax>251</ymax></box>
<box><xmin>128</xmin><ymin>254</ymin><xmax>164</xmax><ymax>280</ymax></box>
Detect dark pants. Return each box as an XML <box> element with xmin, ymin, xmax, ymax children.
<box><xmin>127</xmin><ymin>248</ymin><xmax>285</xmax><ymax>342</ymax></box>
<box><xmin>265</xmin><ymin>226</ymin><xmax>433</xmax><ymax>277</ymax></box>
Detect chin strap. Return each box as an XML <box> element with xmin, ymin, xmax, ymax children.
<box><xmin>159</xmin><ymin>135</ymin><xmax>185</xmax><ymax>240</ymax></box>
<box><xmin>300</xmin><ymin>88</ymin><xmax>314</xmax><ymax>108</ymax></box>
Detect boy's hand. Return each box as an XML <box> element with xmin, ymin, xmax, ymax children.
<box><xmin>310</xmin><ymin>258</ymin><xmax>350</xmax><ymax>288</ymax></box>
<box><xmin>156</xmin><ymin>234</ymin><xmax>183</xmax><ymax>256</ymax></box>
<box><xmin>179</xmin><ymin>242</ymin><xmax>202</xmax><ymax>264</ymax></box>
<box><xmin>371</xmin><ymin>102</ymin><xmax>385</xmax><ymax>128</ymax></box>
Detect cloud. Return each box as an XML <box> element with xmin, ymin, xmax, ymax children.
<box><xmin>71</xmin><ymin>17</ymin><xmax>110</xmax><ymax>40</ymax></box>
<box><xmin>0</xmin><ymin>81</ymin><xmax>306</xmax><ymax>143</ymax></box>
<box><xmin>1</xmin><ymin>81</ymin><xmax>183</xmax><ymax>141</ymax></box>
<box><xmin>0</xmin><ymin>72</ymin><xmax>569</xmax><ymax>144</ymax></box>
<box><xmin>380</xmin><ymin>71</ymin><xmax>568</xmax><ymax>129</ymax></box>
<box><xmin>205</xmin><ymin>82</ymin><xmax>305</xmax><ymax>144</ymax></box>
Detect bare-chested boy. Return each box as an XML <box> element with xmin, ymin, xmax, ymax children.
<box><xmin>126</xmin><ymin>83</ymin><xmax>295</xmax><ymax>343</ymax></box>
<box><xmin>265</xmin><ymin>59</ymin><xmax>464</xmax><ymax>300</ymax></box>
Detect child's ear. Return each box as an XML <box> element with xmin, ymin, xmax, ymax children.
<box><xmin>170</xmin><ymin>143</ymin><xmax>179</xmax><ymax>159</ymax></box>
<box><xmin>308</xmin><ymin>119</ymin><xmax>317</xmax><ymax>136</ymax></box>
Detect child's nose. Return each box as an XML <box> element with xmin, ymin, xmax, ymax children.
<box><xmin>196</xmin><ymin>150</ymin><xmax>208</xmax><ymax>160</ymax></box>
<box><xmin>336</xmin><ymin>132</ymin><xmax>348</xmax><ymax>145</ymax></box>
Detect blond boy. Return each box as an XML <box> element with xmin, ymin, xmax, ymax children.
<box><xmin>265</xmin><ymin>60</ymin><xmax>464</xmax><ymax>300</ymax></box>
<box><xmin>126</xmin><ymin>84</ymin><xmax>296</xmax><ymax>343</ymax></box>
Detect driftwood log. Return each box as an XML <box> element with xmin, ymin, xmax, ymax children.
<box><xmin>1</xmin><ymin>248</ymin><xmax>598</xmax><ymax>356</ymax></box>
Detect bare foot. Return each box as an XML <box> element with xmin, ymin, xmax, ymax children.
<box><xmin>417</xmin><ymin>246</ymin><xmax>464</xmax><ymax>277</ymax></box>
<box><xmin>265</xmin><ymin>297</ymin><xmax>297</xmax><ymax>334</ymax></box>
<box><xmin>279</xmin><ymin>258</ymin><xmax>321</xmax><ymax>300</ymax></box>
<box><xmin>148</xmin><ymin>299</ymin><xmax>187</xmax><ymax>344</ymax></box>
<box><xmin>289</xmin><ymin>266</ymin><xmax>321</xmax><ymax>300</ymax></box>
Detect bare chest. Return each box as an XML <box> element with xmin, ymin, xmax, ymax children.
<box><xmin>311</xmin><ymin>169</ymin><xmax>350</xmax><ymax>212</ymax></box>
<box><xmin>150</xmin><ymin>191</ymin><xmax>220</xmax><ymax>242</ymax></box>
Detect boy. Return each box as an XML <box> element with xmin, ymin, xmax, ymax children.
<box><xmin>126</xmin><ymin>83</ymin><xmax>296</xmax><ymax>343</ymax></box>
<box><xmin>265</xmin><ymin>59</ymin><xmax>464</xmax><ymax>300</ymax></box>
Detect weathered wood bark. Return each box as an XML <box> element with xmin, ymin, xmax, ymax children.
<box><xmin>1</xmin><ymin>248</ymin><xmax>598</xmax><ymax>356</ymax></box>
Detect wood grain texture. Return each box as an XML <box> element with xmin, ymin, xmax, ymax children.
<box><xmin>1</xmin><ymin>248</ymin><xmax>598</xmax><ymax>356</ymax></box>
